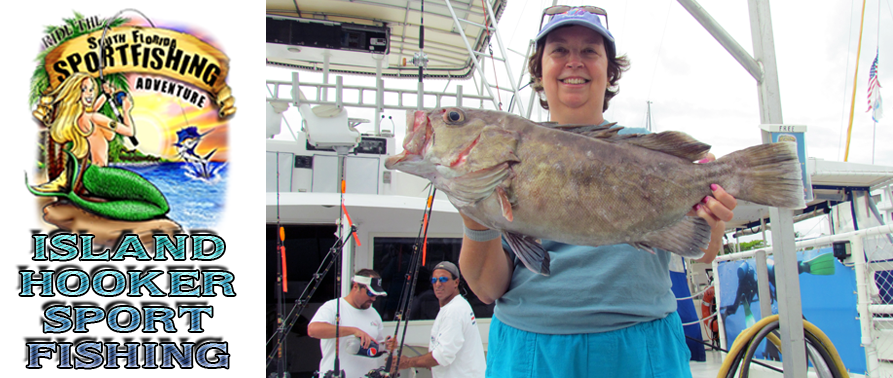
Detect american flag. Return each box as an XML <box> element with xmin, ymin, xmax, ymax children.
<box><xmin>868</xmin><ymin>50</ymin><xmax>883</xmax><ymax>122</ymax></box>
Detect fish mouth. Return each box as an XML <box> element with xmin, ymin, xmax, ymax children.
<box><xmin>385</xmin><ymin>110</ymin><xmax>432</xmax><ymax>169</ymax></box>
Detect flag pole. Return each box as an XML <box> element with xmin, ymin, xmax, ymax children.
<box><xmin>844</xmin><ymin>0</ymin><xmax>868</xmax><ymax>162</ymax></box>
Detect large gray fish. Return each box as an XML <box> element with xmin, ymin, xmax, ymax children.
<box><xmin>385</xmin><ymin>107</ymin><xmax>805</xmax><ymax>276</ymax></box>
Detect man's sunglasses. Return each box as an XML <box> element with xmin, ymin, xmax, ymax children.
<box><xmin>431</xmin><ymin>277</ymin><xmax>451</xmax><ymax>284</ymax></box>
<box><xmin>362</xmin><ymin>286</ymin><xmax>379</xmax><ymax>298</ymax></box>
<box><xmin>539</xmin><ymin>5</ymin><xmax>609</xmax><ymax>32</ymax></box>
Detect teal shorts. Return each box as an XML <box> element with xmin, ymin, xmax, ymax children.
<box><xmin>486</xmin><ymin>312</ymin><xmax>692</xmax><ymax>378</ymax></box>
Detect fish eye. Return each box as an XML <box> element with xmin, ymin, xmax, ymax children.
<box><xmin>443</xmin><ymin>109</ymin><xmax>465</xmax><ymax>124</ymax></box>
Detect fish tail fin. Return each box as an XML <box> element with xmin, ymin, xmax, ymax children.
<box><xmin>504</xmin><ymin>232</ymin><xmax>550</xmax><ymax>276</ymax></box>
<box><xmin>718</xmin><ymin>143</ymin><xmax>806</xmax><ymax>209</ymax></box>
<box><xmin>639</xmin><ymin>217</ymin><xmax>711</xmax><ymax>258</ymax></box>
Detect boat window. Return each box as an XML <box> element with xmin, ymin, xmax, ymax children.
<box><xmin>372</xmin><ymin>237</ymin><xmax>495</xmax><ymax>321</ymax></box>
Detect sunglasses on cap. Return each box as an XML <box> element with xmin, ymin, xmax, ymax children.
<box><xmin>539</xmin><ymin>5</ymin><xmax>609</xmax><ymax>32</ymax></box>
<box><xmin>431</xmin><ymin>277</ymin><xmax>451</xmax><ymax>284</ymax></box>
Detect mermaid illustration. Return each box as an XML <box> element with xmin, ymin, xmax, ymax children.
<box><xmin>29</xmin><ymin>72</ymin><xmax>170</xmax><ymax>222</ymax></box>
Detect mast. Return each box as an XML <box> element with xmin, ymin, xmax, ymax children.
<box><xmin>645</xmin><ymin>101</ymin><xmax>653</xmax><ymax>131</ymax></box>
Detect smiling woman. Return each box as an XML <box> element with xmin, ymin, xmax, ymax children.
<box><xmin>452</xmin><ymin>6</ymin><xmax>742</xmax><ymax>378</ymax></box>
<box><xmin>527</xmin><ymin>12</ymin><xmax>630</xmax><ymax>123</ymax></box>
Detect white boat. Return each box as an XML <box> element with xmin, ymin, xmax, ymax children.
<box><xmin>265</xmin><ymin>1</ymin><xmax>513</xmax><ymax>376</ymax></box>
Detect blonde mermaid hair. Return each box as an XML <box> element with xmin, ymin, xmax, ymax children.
<box><xmin>37</xmin><ymin>72</ymin><xmax>95</xmax><ymax>160</ymax></box>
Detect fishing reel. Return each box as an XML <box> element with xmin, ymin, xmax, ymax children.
<box><xmin>411</xmin><ymin>51</ymin><xmax>428</xmax><ymax>68</ymax></box>
<box><xmin>322</xmin><ymin>370</ymin><xmax>345</xmax><ymax>378</ymax></box>
<box><xmin>114</xmin><ymin>91</ymin><xmax>128</xmax><ymax>106</ymax></box>
<box><xmin>364</xmin><ymin>366</ymin><xmax>394</xmax><ymax>378</ymax></box>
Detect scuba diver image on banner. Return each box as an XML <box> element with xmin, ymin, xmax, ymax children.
<box><xmin>717</xmin><ymin>248</ymin><xmax>865</xmax><ymax>371</ymax></box>
<box><xmin>26</xmin><ymin>11</ymin><xmax>236</xmax><ymax>244</ymax></box>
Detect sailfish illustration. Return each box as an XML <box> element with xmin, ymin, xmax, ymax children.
<box><xmin>174</xmin><ymin>126</ymin><xmax>217</xmax><ymax>179</ymax></box>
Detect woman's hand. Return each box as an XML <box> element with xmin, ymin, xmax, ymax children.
<box><xmin>688</xmin><ymin>153</ymin><xmax>737</xmax><ymax>225</ymax></box>
<box><xmin>688</xmin><ymin>153</ymin><xmax>738</xmax><ymax>262</ymax></box>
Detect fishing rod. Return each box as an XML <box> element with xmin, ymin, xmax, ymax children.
<box><xmin>378</xmin><ymin>4</ymin><xmax>433</xmax><ymax>375</ymax></box>
<box><xmin>99</xmin><ymin>9</ymin><xmax>150</xmax><ymax>147</ymax></box>
<box><xmin>265</xmin><ymin>220</ymin><xmax>354</xmax><ymax>369</ymax></box>
<box><xmin>267</xmin><ymin>148</ymin><xmax>360</xmax><ymax>375</ymax></box>
<box><xmin>324</xmin><ymin>152</ymin><xmax>363</xmax><ymax>378</ymax></box>
<box><xmin>368</xmin><ymin>187</ymin><xmax>436</xmax><ymax>378</ymax></box>
<box><xmin>273</xmin><ymin>151</ymin><xmax>286</xmax><ymax>377</ymax></box>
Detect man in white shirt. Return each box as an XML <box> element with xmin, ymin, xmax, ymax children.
<box><xmin>309</xmin><ymin>269</ymin><xmax>393</xmax><ymax>378</ymax></box>
<box><xmin>396</xmin><ymin>261</ymin><xmax>486</xmax><ymax>378</ymax></box>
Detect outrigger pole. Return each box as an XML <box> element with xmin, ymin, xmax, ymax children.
<box><xmin>844</xmin><ymin>0</ymin><xmax>869</xmax><ymax>162</ymax></box>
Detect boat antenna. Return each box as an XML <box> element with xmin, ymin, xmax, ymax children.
<box><xmin>383</xmin><ymin>187</ymin><xmax>437</xmax><ymax>377</ymax></box>
<box><xmin>480</xmin><ymin>0</ymin><xmax>503</xmax><ymax>111</ymax></box>
<box><xmin>419</xmin><ymin>0</ymin><xmax>424</xmax><ymax>81</ymax></box>
<box><xmin>645</xmin><ymin>101</ymin><xmax>653</xmax><ymax>131</ymax></box>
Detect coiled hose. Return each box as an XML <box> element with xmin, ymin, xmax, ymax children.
<box><xmin>718</xmin><ymin>315</ymin><xmax>849</xmax><ymax>378</ymax></box>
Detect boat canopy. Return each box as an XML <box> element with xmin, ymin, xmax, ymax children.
<box><xmin>267</xmin><ymin>0</ymin><xmax>507</xmax><ymax>79</ymax></box>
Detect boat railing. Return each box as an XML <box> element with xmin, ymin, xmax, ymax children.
<box><xmin>714</xmin><ymin>224</ymin><xmax>893</xmax><ymax>377</ymax></box>
<box><xmin>266</xmin><ymin>73</ymin><xmax>495</xmax><ymax>114</ymax></box>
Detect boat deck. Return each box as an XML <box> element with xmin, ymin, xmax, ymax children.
<box><xmin>691</xmin><ymin>349</ymin><xmax>874</xmax><ymax>378</ymax></box>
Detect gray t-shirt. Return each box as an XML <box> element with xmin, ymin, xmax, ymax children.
<box><xmin>495</xmin><ymin>240</ymin><xmax>676</xmax><ymax>334</ymax></box>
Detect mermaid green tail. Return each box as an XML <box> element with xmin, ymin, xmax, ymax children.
<box><xmin>27</xmin><ymin>151</ymin><xmax>169</xmax><ymax>221</ymax></box>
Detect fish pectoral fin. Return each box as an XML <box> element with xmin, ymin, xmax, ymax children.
<box><xmin>505</xmin><ymin>232</ymin><xmax>550</xmax><ymax>276</ymax></box>
<box><xmin>631</xmin><ymin>243</ymin><xmax>657</xmax><ymax>255</ymax></box>
<box><xmin>495</xmin><ymin>187</ymin><xmax>513</xmax><ymax>222</ymax></box>
<box><xmin>638</xmin><ymin>217</ymin><xmax>711</xmax><ymax>258</ymax></box>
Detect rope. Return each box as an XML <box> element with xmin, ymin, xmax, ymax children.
<box><xmin>681</xmin><ymin>312</ymin><xmax>717</xmax><ymax>327</ymax></box>
<box><xmin>675</xmin><ymin>285</ymin><xmax>711</xmax><ymax>301</ymax></box>
<box><xmin>838</xmin><ymin>0</ymin><xmax>859</xmax><ymax>161</ymax></box>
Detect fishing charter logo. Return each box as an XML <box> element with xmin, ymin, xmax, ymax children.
<box><xmin>21</xmin><ymin>11</ymin><xmax>237</xmax><ymax>369</ymax></box>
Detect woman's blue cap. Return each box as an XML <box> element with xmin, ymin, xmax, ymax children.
<box><xmin>535</xmin><ymin>7</ymin><xmax>615</xmax><ymax>56</ymax></box>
